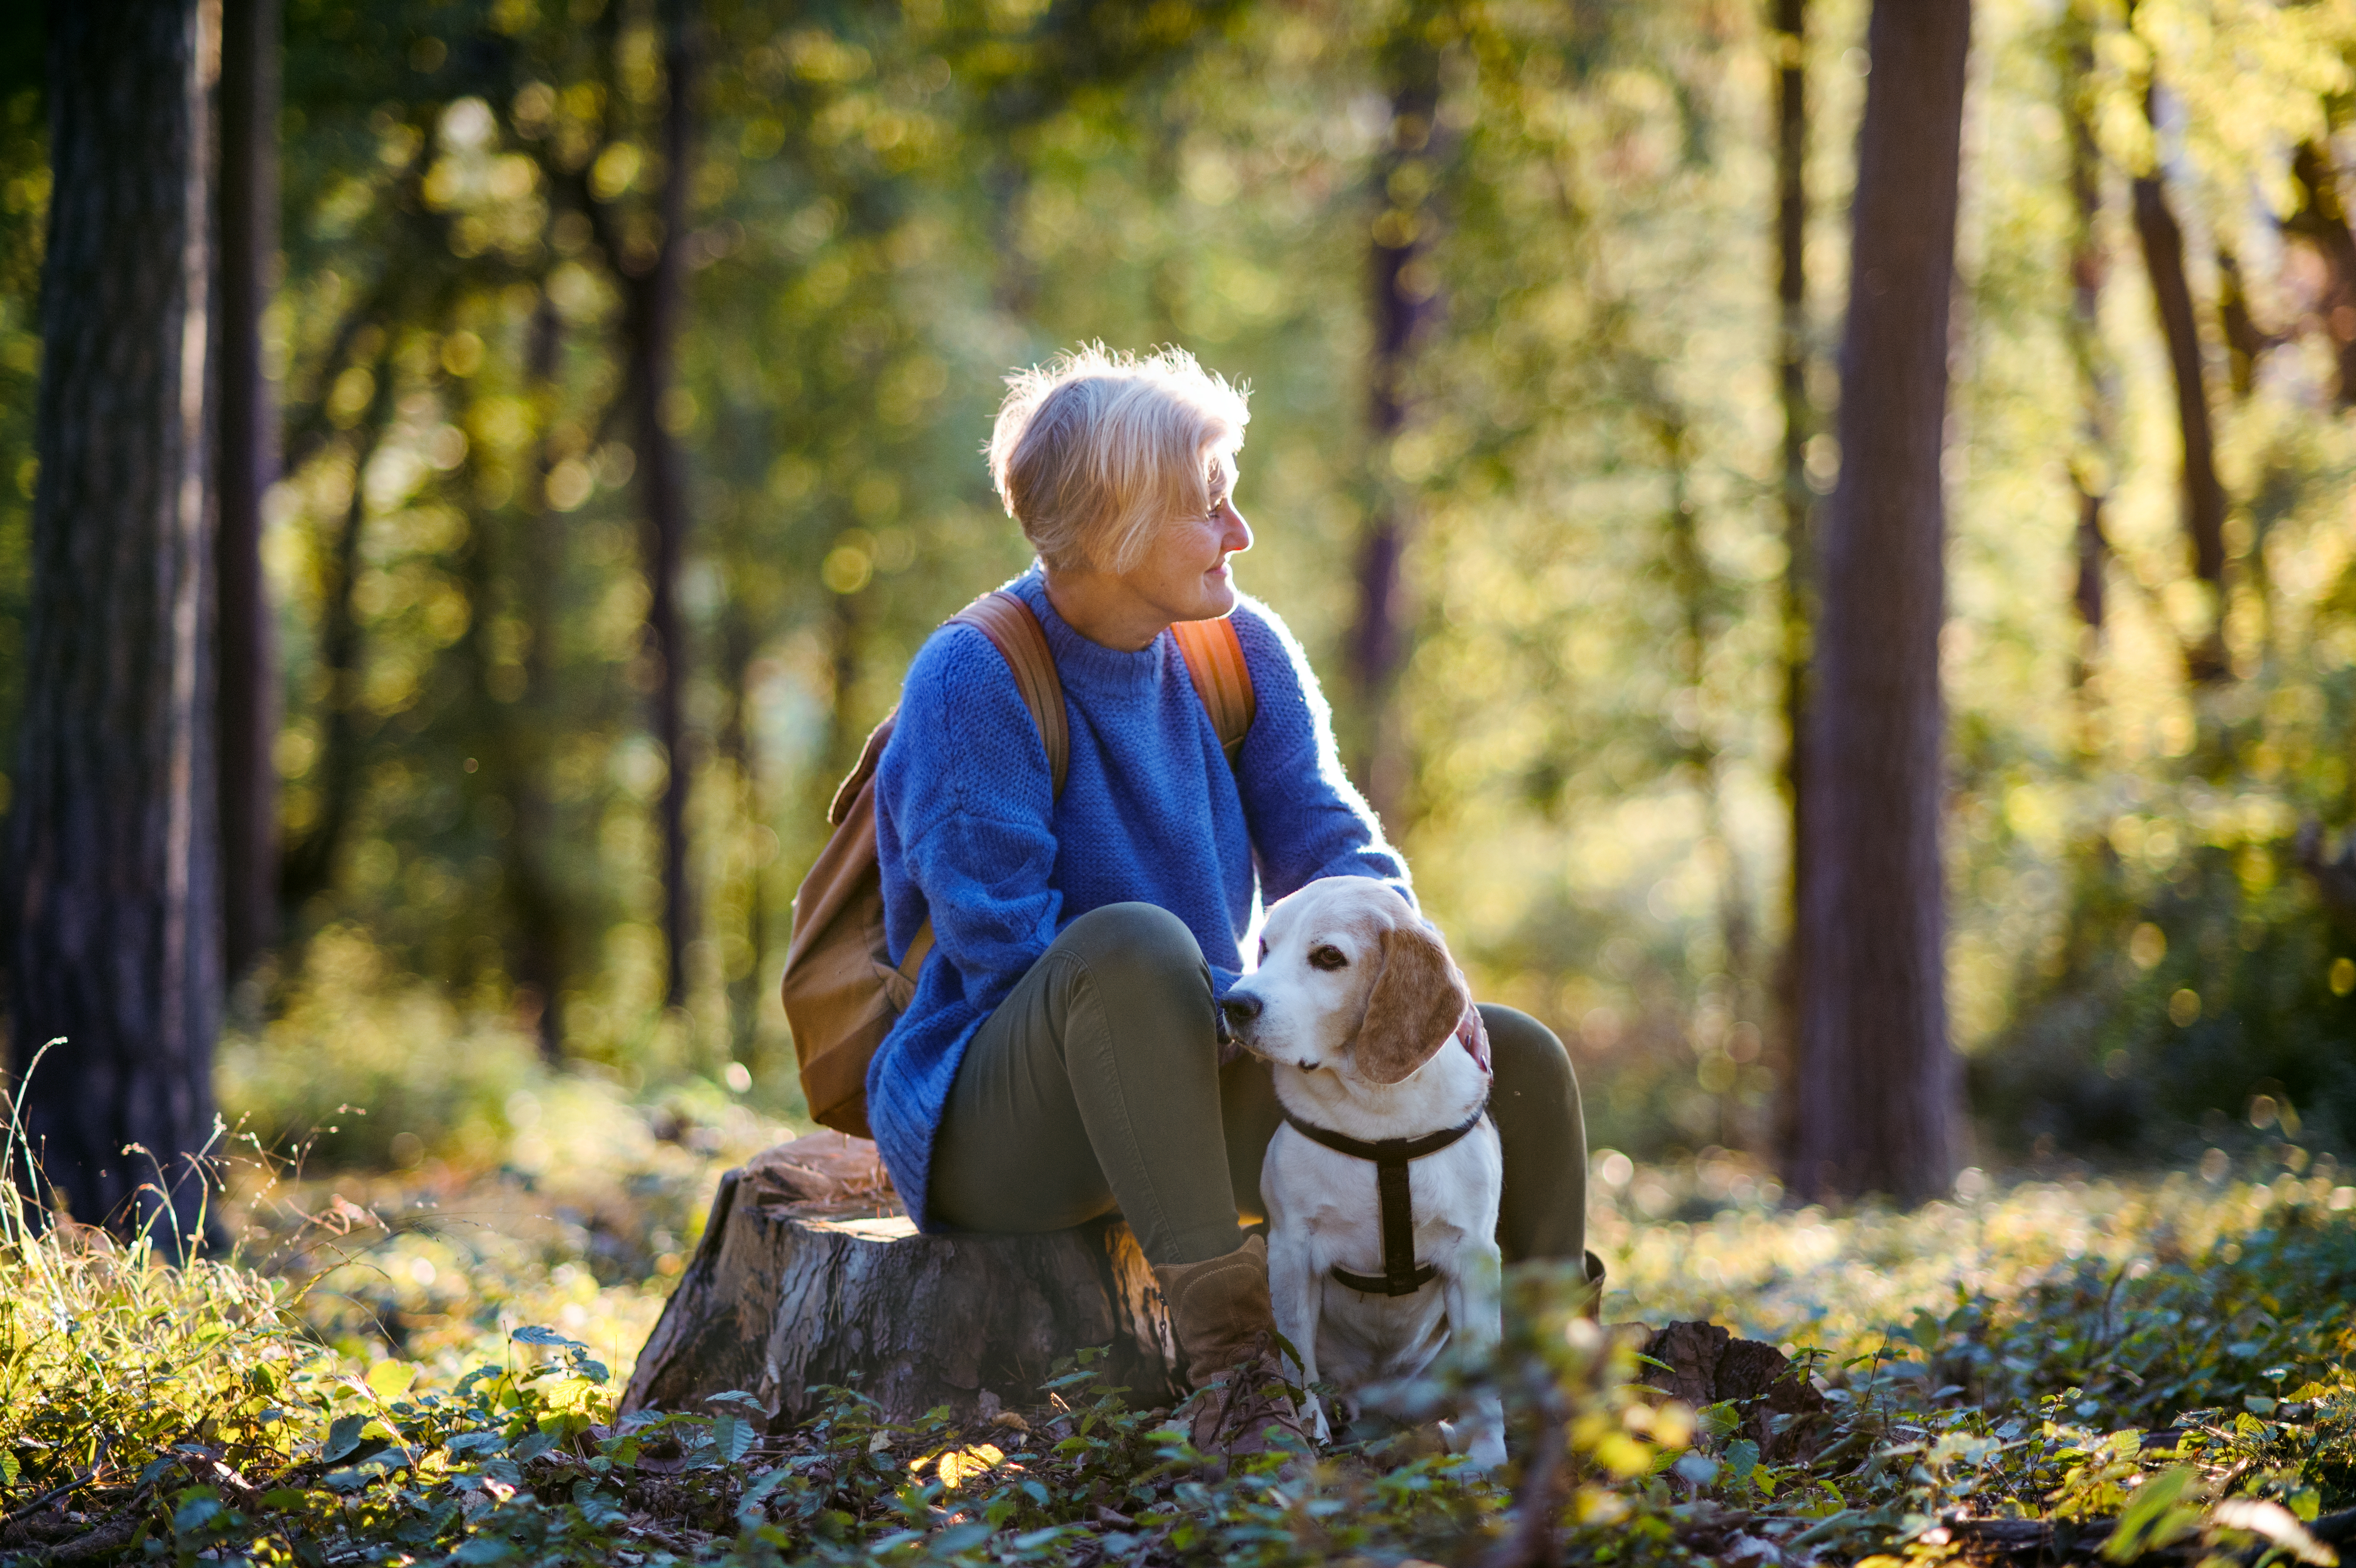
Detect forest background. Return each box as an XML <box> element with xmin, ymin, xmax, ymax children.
<box><xmin>4</xmin><ymin>0</ymin><xmax>2356</xmax><ymax>1210</ymax></box>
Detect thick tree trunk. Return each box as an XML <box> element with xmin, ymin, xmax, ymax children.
<box><xmin>216</xmin><ymin>0</ymin><xmax>280</xmax><ymax>985</ymax></box>
<box><xmin>6</xmin><ymin>0</ymin><xmax>222</xmax><ymax>1240</ymax></box>
<box><xmin>633</xmin><ymin>0</ymin><xmax>697</xmax><ymax>1011</ymax></box>
<box><xmin>1348</xmin><ymin>20</ymin><xmax>1444</xmax><ymax>828</ymax></box>
<box><xmin>1789</xmin><ymin>0</ymin><xmax>1967</xmax><ymax>1204</ymax></box>
<box><xmin>2287</xmin><ymin>140</ymin><xmax>2356</xmax><ymax>410</ymax></box>
<box><xmin>622</xmin><ymin>1136</ymin><xmax>1180</xmax><ymax>1426</ymax></box>
<box><xmin>2127</xmin><ymin>86</ymin><xmax>2227</xmax><ymax>683</ymax></box>
<box><xmin>1771</xmin><ymin>0</ymin><xmax>1809</xmax><ymax>1154</ymax></box>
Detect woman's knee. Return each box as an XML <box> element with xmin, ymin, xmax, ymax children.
<box><xmin>1480</xmin><ymin>1004</ymin><xmax>1581</xmax><ymax>1105</ymax></box>
<box><xmin>1053</xmin><ymin>903</ymin><xmax>1209</xmax><ymax>1008</ymax></box>
<box><xmin>1057</xmin><ymin>901</ymin><xmax>1204</xmax><ymax>973</ymax></box>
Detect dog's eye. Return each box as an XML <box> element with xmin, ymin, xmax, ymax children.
<box><xmin>1309</xmin><ymin>944</ymin><xmax>1347</xmax><ymax>971</ymax></box>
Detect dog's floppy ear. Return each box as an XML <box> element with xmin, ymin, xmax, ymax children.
<box><xmin>1353</xmin><ymin>920</ymin><xmax>1473</xmax><ymax>1086</ymax></box>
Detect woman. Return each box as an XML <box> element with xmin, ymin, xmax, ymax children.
<box><xmin>868</xmin><ymin>345</ymin><xmax>1592</xmax><ymax>1454</ymax></box>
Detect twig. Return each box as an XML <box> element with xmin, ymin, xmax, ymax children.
<box><xmin>2</xmin><ymin>1469</ymin><xmax>109</xmax><ymax>1528</ymax></box>
<box><xmin>1479</xmin><ymin>1371</ymin><xmax>1568</xmax><ymax>1568</ymax></box>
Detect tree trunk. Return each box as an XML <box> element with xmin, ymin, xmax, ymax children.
<box><xmin>507</xmin><ymin>294</ymin><xmax>567</xmax><ymax>1064</ymax></box>
<box><xmin>215</xmin><ymin>0</ymin><xmax>280</xmax><ymax>987</ymax></box>
<box><xmin>2062</xmin><ymin>15</ymin><xmax>2111</xmax><ymax>663</ymax></box>
<box><xmin>622</xmin><ymin>1135</ymin><xmax>1180</xmax><ymax>1426</ymax></box>
<box><xmin>1656</xmin><ymin>408</ymin><xmax>1751</xmax><ymax>1145</ymax></box>
<box><xmin>1348</xmin><ymin>20</ymin><xmax>1444</xmax><ymax>829</ymax></box>
<box><xmin>2127</xmin><ymin>85</ymin><xmax>2227</xmax><ymax>683</ymax></box>
<box><xmin>821</xmin><ymin>586</ymin><xmax>865</xmax><ymax>790</ymax></box>
<box><xmin>1770</xmin><ymin>0</ymin><xmax>1809</xmax><ymax>1156</ymax></box>
<box><xmin>717</xmin><ymin>606</ymin><xmax>761</xmax><ymax>1067</ymax></box>
<box><xmin>278</xmin><ymin>359</ymin><xmax>393</xmax><ymax>915</ymax></box>
<box><xmin>2287</xmin><ymin>140</ymin><xmax>2356</xmax><ymax>410</ymax></box>
<box><xmin>6</xmin><ymin>0</ymin><xmax>222</xmax><ymax>1241</ymax></box>
<box><xmin>1789</xmin><ymin>0</ymin><xmax>1968</xmax><ymax>1204</ymax></box>
<box><xmin>1145</xmin><ymin>104</ymin><xmax>1186</xmax><ymax>344</ymax></box>
<box><xmin>632</xmin><ymin>0</ymin><xmax>697</xmax><ymax>1011</ymax></box>
<box><xmin>2214</xmin><ymin>247</ymin><xmax>2271</xmax><ymax>402</ymax></box>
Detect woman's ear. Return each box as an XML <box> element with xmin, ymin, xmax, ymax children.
<box><xmin>1353</xmin><ymin>921</ymin><xmax>1473</xmax><ymax>1086</ymax></box>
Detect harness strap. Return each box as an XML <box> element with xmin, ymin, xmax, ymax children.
<box><xmin>1278</xmin><ymin>1098</ymin><xmax>1490</xmax><ymax>1297</ymax></box>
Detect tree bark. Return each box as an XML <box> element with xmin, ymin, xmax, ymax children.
<box><xmin>1789</xmin><ymin>0</ymin><xmax>1968</xmax><ymax>1204</ymax></box>
<box><xmin>215</xmin><ymin>0</ymin><xmax>279</xmax><ymax>987</ymax></box>
<box><xmin>717</xmin><ymin>605</ymin><xmax>761</xmax><ymax>1067</ymax></box>
<box><xmin>506</xmin><ymin>295</ymin><xmax>568</xmax><ymax>1064</ymax></box>
<box><xmin>1634</xmin><ymin>1321</ymin><xmax>1828</xmax><ymax>1464</ymax></box>
<box><xmin>821</xmin><ymin>585</ymin><xmax>865</xmax><ymax>790</ymax></box>
<box><xmin>6</xmin><ymin>0</ymin><xmax>222</xmax><ymax>1241</ymax></box>
<box><xmin>2214</xmin><ymin>247</ymin><xmax>2272</xmax><ymax>403</ymax></box>
<box><xmin>1771</xmin><ymin>0</ymin><xmax>1809</xmax><ymax>1156</ymax></box>
<box><xmin>1348</xmin><ymin>17</ymin><xmax>1444</xmax><ymax>828</ymax></box>
<box><xmin>2287</xmin><ymin>140</ymin><xmax>2356</xmax><ymax>410</ymax></box>
<box><xmin>2062</xmin><ymin>15</ymin><xmax>2111</xmax><ymax>660</ymax></box>
<box><xmin>632</xmin><ymin>0</ymin><xmax>696</xmax><ymax>1011</ymax></box>
<box><xmin>278</xmin><ymin>358</ymin><xmax>393</xmax><ymax>915</ymax></box>
<box><xmin>622</xmin><ymin>1136</ymin><xmax>1180</xmax><ymax>1425</ymax></box>
<box><xmin>1656</xmin><ymin>407</ymin><xmax>1751</xmax><ymax>1144</ymax></box>
<box><xmin>2127</xmin><ymin>84</ymin><xmax>2227</xmax><ymax>683</ymax></box>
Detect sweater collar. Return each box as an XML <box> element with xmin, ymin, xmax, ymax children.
<box><xmin>1007</xmin><ymin>568</ymin><xmax>1169</xmax><ymax>699</ymax></box>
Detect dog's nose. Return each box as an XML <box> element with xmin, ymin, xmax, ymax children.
<box><xmin>1219</xmin><ymin>994</ymin><xmax>1260</xmax><ymax>1042</ymax></box>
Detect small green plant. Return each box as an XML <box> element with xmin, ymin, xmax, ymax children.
<box><xmin>6</xmin><ymin>1113</ymin><xmax>2356</xmax><ymax>1566</ymax></box>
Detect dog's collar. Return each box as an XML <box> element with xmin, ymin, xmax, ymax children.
<box><xmin>1278</xmin><ymin>1096</ymin><xmax>1490</xmax><ymax>1297</ymax></box>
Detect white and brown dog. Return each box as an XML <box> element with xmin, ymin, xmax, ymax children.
<box><xmin>1217</xmin><ymin>876</ymin><xmax>1507</xmax><ymax>1469</ymax></box>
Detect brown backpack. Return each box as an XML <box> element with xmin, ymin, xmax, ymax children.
<box><xmin>782</xmin><ymin>589</ymin><xmax>1257</xmax><ymax>1137</ymax></box>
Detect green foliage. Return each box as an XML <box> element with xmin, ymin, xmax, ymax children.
<box><xmin>8</xmin><ymin>0</ymin><xmax>2356</xmax><ymax>1161</ymax></box>
<box><xmin>12</xmin><ymin>1156</ymin><xmax>2356</xmax><ymax>1566</ymax></box>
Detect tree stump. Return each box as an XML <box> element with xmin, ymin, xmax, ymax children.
<box><xmin>1633</xmin><ymin>1319</ymin><xmax>1830</xmax><ymax>1463</ymax></box>
<box><xmin>621</xmin><ymin>1133</ymin><xmax>1180</xmax><ymax>1426</ymax></box>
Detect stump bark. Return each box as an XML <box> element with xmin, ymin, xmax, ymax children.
<box><xmin>1633</xmin><ymin>1319</ymin><xmax>1830</xmax><ymax>1463</ymax></box>
<box><xmin>621</xmin><ymin>1134</ymin><xmax>1180</xmax><ymax>1426</ymax></box>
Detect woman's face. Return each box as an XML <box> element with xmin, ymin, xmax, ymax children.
<box><xmin>1117</xmin><ymin>461</ymin><xmax>1254</xmax><ymax>626</ymax></box>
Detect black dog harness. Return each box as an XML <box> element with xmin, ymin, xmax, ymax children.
<box><xmin>1278</xmin><ymin>1098</ymin><xmax>1491</xmax><ymax>1296</ymax></box>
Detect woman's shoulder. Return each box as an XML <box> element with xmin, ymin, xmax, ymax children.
<box><xmin>896</xmin><ymin>615</ymin><xmax>1027</xmax><ymax>732</ymax></box>
<box><xmin>1226</xmin><ymin>591</ymin><xmax>1315</xmax><ymax>693</ymax></box>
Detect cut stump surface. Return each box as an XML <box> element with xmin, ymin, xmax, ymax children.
<box><xmin>621</xmin><ymin>1133</ymin><xmax>1179</xmax><ymax>1426</ymax></box>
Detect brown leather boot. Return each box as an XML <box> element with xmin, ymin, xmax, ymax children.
<box><xmin>1152</xmin><ymin>1233</ymin><xmax>1311</xmax><ymax>1458</ymax></box>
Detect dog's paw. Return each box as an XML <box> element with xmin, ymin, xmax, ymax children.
<box><xmin>1438</xmin><ymin>1408</ymin><xmax>1508</xmax><ymax>1472</ymax></box>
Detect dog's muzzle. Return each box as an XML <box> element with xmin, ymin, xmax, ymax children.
<box><xmin>1216</xmin><ymin>992</ymin><xmax>1260</xmax><ymax>1049</ymax></box>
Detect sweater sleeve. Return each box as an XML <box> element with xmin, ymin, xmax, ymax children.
<box><xmin>874</xmin><ymin>624</ymin><xmax>1062</xmax><ymax>1014</ymax></box>
<box><xmin>1228</xmin><ymin>596</ymin><xmax>1414</xmax><ymax>906</ymax></box>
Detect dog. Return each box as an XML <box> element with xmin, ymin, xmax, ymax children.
<box><xmin>1217</xmin><ymin>875</ymin><xmax>1507</xmax><ymax>1469</ymax></box>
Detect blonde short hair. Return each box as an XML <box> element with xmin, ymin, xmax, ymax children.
<box><xmin>987</xmin><ymin>344</ymin><xmax>1250</xmax><ymax>573</ymax></box>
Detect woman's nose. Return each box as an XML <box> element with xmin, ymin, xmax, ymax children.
<box><xmin>1222</xmin><ymin>503</ymin><xmax>1253</xmax><ymax>555</ymax></box>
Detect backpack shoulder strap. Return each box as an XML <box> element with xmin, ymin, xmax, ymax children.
<box><xmin>947</xmin><ymin>589</ymin><xmax>1069</xmax><ymax>797</ymax></box>
<box><xmin>1171</xmin><ymin>615</ymin><xmax>1256</xmax><ymax>764</ymax></box>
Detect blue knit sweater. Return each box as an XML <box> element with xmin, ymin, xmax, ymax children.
<box><xmin>868</xmin><ymin>569</ymin><xmax>1410</xmax><ymax>1229</ymax></box>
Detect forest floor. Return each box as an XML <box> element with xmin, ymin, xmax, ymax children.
<box><xmin>1</xmin><ymin>1108</ymin><xmax>2351</xmax><ymax>1568</ymax></box>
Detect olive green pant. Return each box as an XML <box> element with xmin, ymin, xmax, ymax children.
<box><xmin>931</xmin><ymin>902</ymin><xmax>1590</xmax><ymax>1268</ymax></box>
